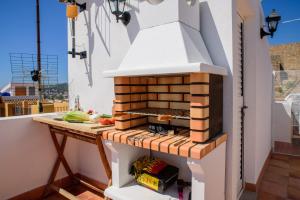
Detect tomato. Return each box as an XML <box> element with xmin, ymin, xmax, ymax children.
<box><xmin>99</xmin><ymin>117</ymin><xmax>115</xmax><ymax>125</ymax></box>
<box><xmin>109</xmin><ymin>118</ymin><xmax>115</xmax><ymax>124</ymax></box>
<box><xmin>99</xmin><ymin>118</ymin><xmax>111</xmax><ymax>125</ymax></box>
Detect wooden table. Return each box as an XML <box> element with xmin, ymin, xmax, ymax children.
<box><xmin>33</xmin><ymin>116</ymin><xmax>114</xmax><ymax>200</ymax></box>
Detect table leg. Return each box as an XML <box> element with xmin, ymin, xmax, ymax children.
<box><xmin>49</xmin><ymin>127</ymin><xmax>74</xmax><ymax>178</ymax></box>
<box><xmin>42</xmin><ymin>134</ymin><xmax>67</xmax><ymax>198</ymax></box>
<box><xmin>41</xmin><ymin>127</ymin><xmax>75</xmax><ymax>199</ymax></box>
<box><xmin>96</xmin><ymin>136</ymin><xmax>112</xmax><ymax>200</ymax></box>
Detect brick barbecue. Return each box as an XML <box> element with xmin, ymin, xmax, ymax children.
<box><xmin>112</xmin><ymin>73</ymin><xmax>223</xmax><ymax>143</ymax></box>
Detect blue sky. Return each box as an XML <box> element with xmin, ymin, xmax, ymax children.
<box><xmin>262</xmin><ymin>0</ymin><xmax>300</xmax><ymax>45</ymax></box>
<box><xmin>0</xmin><ymin>1</ymin><xmax>299</xmax><ymax>87</ymax></box>
<box><xmin>0</xmin><ymin>1</ymin><xmax>68</xmax><ymax>88</ymax></box>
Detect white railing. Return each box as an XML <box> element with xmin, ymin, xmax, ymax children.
<box><xmin>272</xmin><ymin>70</ymin><xmax>300</xmax><ymax>146</ymax></box>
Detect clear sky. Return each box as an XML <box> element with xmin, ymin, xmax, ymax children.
<box><xmin>0</xmin><ymin>1</ymin><xmax>299</xmax><ymax>87</ymax></box>
<box><xmin>0</xmin><ymin>1</ymin><xmax>68</xmax><ymax>88</ymax></box>
<box><xmin>262</xmin><ymin>0</ymin><xmax>300</xmax><ymax>45</ymax></box>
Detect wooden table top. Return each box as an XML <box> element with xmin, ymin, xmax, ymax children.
<box><xmin>102</xmin><ymin>126</ymin><xmax>227</xmax><ymax>160</ymax></box>
<box><xmin>33</xmin><ymin>116</ymin><xmax>115</xmax><ymax>137</ymax></box>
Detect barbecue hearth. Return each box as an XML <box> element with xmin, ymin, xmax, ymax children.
<box><xmin>113</xmin><ymin>73</ymin><xmax>223</xmax><ymax>143</ymax></box>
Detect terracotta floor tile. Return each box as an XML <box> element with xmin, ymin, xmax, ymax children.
<box><xmin>288</xmin><ymin>177</ymin><xmax>300</xmax><ymax>189</ymax></box>
<box><xmin>272</xmin><ymin>153</ymin><xmax>290</xmax><ymax>162</ymax></box>
<box><xmin>274</xmin><ymin>141</ymin><xmax>300</xmax><ymax>156</ymax></box>
<box><xmin>44</xmin><ymin>194</ymin><xmax>68</xmax><ymax>200</ymax></box>
<box><xmin>267</xmin><ymin>165</ymin><xmax>290</xmax><ymax>177</ymax></box>
<box><xmin>287</xmin><ymin>186</ymin><xmax>300</xmax><ymax>200</ymax></box>
<box><xmin>44</xmin><ymin>185</ymin><xmax>104</xmax><ymax>200</ymax></box>
<box><xmin>290</xmin><ymin>158</ymin><xmax>300</xmax><ymax>171</ymax></box>
<box><xmin>262</xmin><ymin>171</ymin><xmax>289</xmax><ymax>185</ymax></box>
<box><xmin>77</xmin><ymin>191</ymin><xmax>94</xmax><ymax>199</ymax></box>
<box><xmin>254</xmin><ymin>154</ymin><xmax>300</xmax><ymax>200</ymax></box>
<box><xmin>290</xmin><ymin>169</ymin><xmax>300</xmax><ymax>179</ymax></box>
<box><xmin>269</xmin><ymin>159</ymin><xmax>290</xmax><ymax>169</ymax></box>
<box><xmin>257</xmin><ymin>191</ymin><xmax>285</xmax><ymax>200</ymax></box>
<box><xmin>260</xmin><ymin>180</ymin><xmax>287</xmax><ymax>198</ymax></box>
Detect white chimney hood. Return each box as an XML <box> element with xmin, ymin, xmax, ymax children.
<box><xmin>103</xmin><ymin>1</ymin><xmax>227</xmax><ymax>77</ymax></box>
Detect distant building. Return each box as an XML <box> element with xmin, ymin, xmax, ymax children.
<box><xmin>270</xmin><ymin>42</ymin><xmax>300</xmax><ymax>71</ymax></box>
<box><xmin>0</xmin><ymin>82</ymin><xmax>38</xmax><ymax>96</ymax></box>
<box><xmin>0</xmin><ymin>82</ymin><xmax>68</xmax><ymax>117</ymax></box>
<box><xmin>0</xmin><ymin>96</ymin><xmax>39</xmax><ymax>117</ymax></box>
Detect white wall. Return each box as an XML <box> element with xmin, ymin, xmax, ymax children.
<box><xmin>239</xmin><ymin>0</ymin><xmax>273</xmax><ymax>185</ymax></box>
<box><xmin>0</xmin><ymin>2</ymin><xmax>274</xmax><ymax>199</ymax></box>
<box><xmin>199</xmin><ymin>0</ymin><xmax>236</xmax><ymax>199</ymax></box>
<box><xmin>66</xmin><ymin>0</ymin><xmax>210</xmax><ymax>187</ymax></box>
<box><xmin>0</xmin><ymin>115</ymin><xmax>79</xmax><ymax>199</ymax></box>
<box><xmin>68</xmin><ymin>0</ymin><xmax>273</xmax><ymax>199</ymax></box>
<box><xmin>68</xmin><ymin>0</ymin><xmax>131</xmax><ymax>183</ymax></box>
<box><xmin>272</xmin><ymin>101</ymin><xmax>292</xmax><ymax>144</ymax></box>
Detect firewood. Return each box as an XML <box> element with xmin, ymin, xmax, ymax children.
<box><xmin>157</xmin><ymin>115</ymin><xmax>172</xmax><ymax>121</ymax></box>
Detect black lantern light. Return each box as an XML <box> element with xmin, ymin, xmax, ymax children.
<box><xmin>108</xmin><ymin>0</ymin><xmax>131</xmax><ymax>25</ymax></box>
<box><xmin>261</xmin><ymin>9</ymin><xmax>281</xmax><ymax>39</ymax></box>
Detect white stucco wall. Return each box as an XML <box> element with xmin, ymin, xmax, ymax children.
<box><xmin>66</xmin><ymin>0</ymin><xmax>224</xmax><ymax>188</ymax></box>
<box><xmin>239</xmin><ymin>0</ymin><xmax>273</xmax><ymax>186</ymax></box>
<box><xmin>198</xmin><ymin>0</ymin><xmax>236</xmax><ymax>198</ymax></box>
<box><xmin>67</xmin><ymin>0</ymin><xmax>273</xmax><ymax>199</ymax></box>
<box><xmin>0</xmin><ymin>114</ymin><xmax>79</xmax><ymax>199</ymax></box>
<box><xmin>0</xmin><ymin>1</ymin><xmax>275</xmax><ymax>199</ymax></box>
<box><xmin>272</xmin><ymin>101</ymin><xmax>292</xmax><ymax>144</ymax></box>
<box><xmin>68</xmin><ymin>0</ymin><xmax>130</xmax><ymax>184</ymax></box>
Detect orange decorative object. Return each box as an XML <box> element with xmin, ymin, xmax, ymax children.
<box><xmin>66</xmin><ymin>4</ymin><xmax>78</xmax><ymax>19</ymax></box>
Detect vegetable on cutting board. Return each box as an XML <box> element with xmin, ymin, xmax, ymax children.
<box><xmin>99</xmin><ymin>114</ymin><xmax>115</xmax><ymax>125</ymax></box>
<box><xmin>62</xmin><ymin>111</ymin><xmax>115</xmax><ymax>126</ymax></box>
<box><xmin>63</xmin><ymin>111</ymin><xmax>90</xmax><ymax>123</ymax></box>
<box><xmin>99</xmin><ymin>114</ymin><xmax>113</xmax><ymax>118</ymax></box>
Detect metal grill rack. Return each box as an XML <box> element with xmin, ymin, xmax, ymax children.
<box><xmin>123</xmin><ymin>108</ymin><xmax>190</xmax><ymax>120</ymax></box>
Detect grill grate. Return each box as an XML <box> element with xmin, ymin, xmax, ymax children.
<box><xmin>123</xmin><ymin>108</ymin><xmax>190</xmax><ymax>120</ymax></box>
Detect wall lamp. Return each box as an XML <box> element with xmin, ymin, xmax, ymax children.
<box><xmin>59</xmin><ymin>0</ymin><xmax>86</xmax><ymax>12</ymax></box>
<box><xmin>260</xmin><ymin>9</ymin><xmax>281</xmax><ymax>39</ymax></box>
<box><xmin>108</xmin><ymin>0</ymin><xmax>131</xmax><ymax>25</ymax></box>
<box><xmin>59</xmin><ymin>0</ymin><xmax>87</xmax><ymax>59</ymax></box>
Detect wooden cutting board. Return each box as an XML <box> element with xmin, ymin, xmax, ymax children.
<box><xmin>33</xmin><ymin>116</ymin><xmax>114</xmax><ymax>135</ymax></box>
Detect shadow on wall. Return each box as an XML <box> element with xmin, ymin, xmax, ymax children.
<box><xmin>95</xmin><ymin>0</ymin><xmax>111</xmax><ymax>56</ymax></box>
<box><xmin>94</xmin><ymin>0</ymin><xmax>140</xmax><ymax>51</ymax></box>
<box><xmin>199</xmin><ymin>1</ymin><xmax>232</xmax><ymax>136</ymax></box>
<box><xmin>126</xmin><ymin>10</ymin><xmax>140</xmax><ymax>43</ymax></box>
<box><xmin>83</xmin><ymin>2</ymin><xmax>94</xmax><ymax>87</ymax></box>
<box><xmin>126</xmin><ymin>0</ymin><xmax>141</xmax><ymax>13</ymax></box>
<box><xmin>199</xmin><ymin>1</ymin><xmax>229</xmax><ymax>69</ymax></box>
<box><xmin>272</xmin><ymin>101</ymin><xmax>292</xmax><ymax>144</ymax></box>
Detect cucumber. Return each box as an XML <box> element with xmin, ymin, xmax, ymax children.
<box><xmin>100</xmin><ymin>114</ymin><xmax>112</xmax><ymax>118</ymax></box>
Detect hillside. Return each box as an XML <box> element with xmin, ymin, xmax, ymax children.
<box><xmin>43</xmin><ymin>83</ymin><xmax>68</xmax><ymax>100</ymax></box>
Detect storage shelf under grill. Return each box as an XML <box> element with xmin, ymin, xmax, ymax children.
<box><xmin>123</xmin><ymin>108</ymin><xmax>190</xmax><ymax>120</ymax></box>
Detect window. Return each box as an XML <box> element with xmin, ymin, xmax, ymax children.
<box><xmin>29</xmin><ymin>87</ymin><xmax>36</xmax><ymax>96</ymax></box>
<box><xmin>15</xmin><ymin>87</ymin><xmax>26</xmax><ymax>96</ymax></box>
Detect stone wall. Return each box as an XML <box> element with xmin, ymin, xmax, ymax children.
<box><xmin>270</xmin><ymin>43</ymin><xmax>300</xmax><ymax>71</ymax></box>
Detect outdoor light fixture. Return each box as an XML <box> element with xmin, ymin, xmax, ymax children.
<box><xmin>147</xmin><ymin>0</ymin><xmax>163</xmax><ymax>5</ymax></box>
<box><xmin>31</xmin><ymin>70</ymin><xmax>40</xmax><ymax>82</ymax></box>
<box><xmin>59</xmin><ymin>0</ymin><xmax>87</xmax><ymax>59</ymax></box>
<box><xmin>59</xmin><ymin>0</ymin><xmax>86</xmax><ymax>13</ymax></box>
<box><xmin>261</xmin><ymin>9</ymin><xmax>281</xmax><ymax>39</ymax></box>
<box><xmin>108</xmin><ymin>0</ymin><xmax>131</xmax><ymax>25</ymax></box>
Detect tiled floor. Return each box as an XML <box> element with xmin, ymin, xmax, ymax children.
<box><xmin>258</xmin><ymin>153</ymin><xmax>300</xmax><ymax>200</ymax></box>
<box><xmin>44</xmin><ymin>185</ymin><xmax>104</xmax><ymax>200</ymax></box>
<box><xmin>274</xmin><ymin>141</ymin><xmax>300</xmax><ymax>156</ymax></box>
